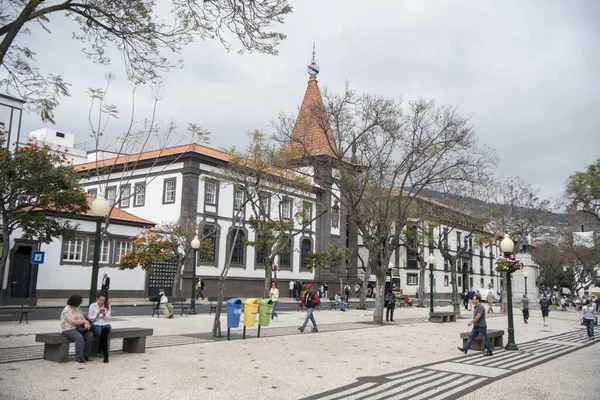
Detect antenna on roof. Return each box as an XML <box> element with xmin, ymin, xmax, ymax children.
<box><xmin>307</xmin><ymin>40</ymin><xmax>320</xmax><ymax>76</ymax></box>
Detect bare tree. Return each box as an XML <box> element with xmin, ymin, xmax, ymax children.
<box><xmin>275</xmin><ymin>84</ymin><xmax>495</xmax><ymax>324</ymax></box>
<box><xmin>217</xmin><ymin>130</ymin><xmax>325</xmax><ymax>299</ymax></box>
<box><xmin>0</xmin><ymin>0</ymin><xmax>292</xmax><ymax>122</ymax></box>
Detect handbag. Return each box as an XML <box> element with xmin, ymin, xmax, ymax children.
<box><xmin>75</xmin><ymin>324</ymin><xmax>89</xmax><ymax>334</ymax></box>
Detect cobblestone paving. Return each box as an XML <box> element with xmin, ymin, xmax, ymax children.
<box><xmin>301</xmin><ymin>329</ymin><xmax>597</xmax><ymax>400</ymax></box>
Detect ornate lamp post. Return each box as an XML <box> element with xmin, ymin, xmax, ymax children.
<box><xmin>428</xmin><ymin>254</ymin><xmax>436</xmax><ymax>314</ymax></box>
<box><xmin>523</xmin><ymin>270</ymin><xmax>528</xmax><ymax>296</ymax></box>
<box><xmin>189</xmin><ymin>236</ymin><xmax>200</xmax><ymax>315</ymax></box>
<box><xmin>500</xmin><ymin>234</ymin><xmax>518</xmax><ymax>351</ymax></box>
<box><xmin>89</xmin><ymin>194</ymin><xmax>110</xmax><ymax>305</ymax></box>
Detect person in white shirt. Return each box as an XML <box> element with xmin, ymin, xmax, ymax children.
<box><xmin>88</xmin><ymin>291</ymin><xmax>112</xmax><ymax>363</ymax></box>
<box><xmin>335</xmin><ymin>293</ymin><xmax>347</xmax><ymax>311</ymax></box>
<box><xmin>581</xmin><ymin>300</ymin><xmax>596</xmax><ymax>339</ymax></box>
<box><xmin>289</xmin><ymin>280</ymin><xmax>294</xmax><ymax>298</ymax></box>
<box><xmin>157</xmin><ymin>288</ymin><xmax>173</xmax><ymax>318</ymax></box>
<box><xmin>269</xmin><ymin>282</ymin><xmax>279</xmax><ymax>321</ymax></box>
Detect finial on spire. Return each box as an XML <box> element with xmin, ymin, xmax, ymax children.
<box><xmin>307</xmin><ymin>40</ymin><xmax>320</xmax><ymax>76</ymax></box>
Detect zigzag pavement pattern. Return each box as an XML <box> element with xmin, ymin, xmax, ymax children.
<box><xmin>301</xmin><ymin>329</ymin><xmax>596</xmax><ymax>400</ymax></box>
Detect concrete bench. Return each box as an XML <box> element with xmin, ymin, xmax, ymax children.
<box><xmin>149</xmin><ymin>297</ymin><xmax>188</xmax><ymax>317</ymax></box>
<box><xmin>460</xmin><ymin>329</ymin><xmax>504</xmax><ymax>350</ymax></box>
<box><xmin>207</xmin><ymin>297</ymin><xmax>235</xmax><ymax>315</ymax></box>
<box><xmin>0</xmin><ymin>299</ymin><xmax>34</xmax><ymax>324</ymax></box>
<box><xmin>429</xmin><ymin>311</ymin><xmax>457</xmax><ymax>323</ymax></box>
<box><xmin>35</xmin><ymin>327</ymin><xmax>154</xmax><ymax>363</ymax></box>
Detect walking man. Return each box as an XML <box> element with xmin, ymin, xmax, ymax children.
<box><xmin>486</xmin><ymin>292</ymin><xmax>494</xmax><ymax>313</ymax></box>
<box><xmin>298</xmin><ymin>284</ymin><xmax>320</xmax><ymax>333</ymax></box>
<box><xmin>457</xmin><ymin>293</ymin><xmax>493</xmax><ymax>356</ymax></box>
<box><xmin>539</xmin><ymin>293</ymin><xmax>552</xmax><ymax>327</ymax></box>
<box><xmin>101</xmin><ymin>273</ymin><xmax>110</xmax><ymax>291</ymax></box>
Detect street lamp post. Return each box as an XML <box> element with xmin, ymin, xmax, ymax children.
<box><xmin>89</xmin><ymin>194</ymin><xmax>110</xmax><ymax>305</ymax></box>
<box><xmin>523</xmin><ymin>270</ymin><xmax>528</xmax><ymax>296</ymax></box>
<box><xmin>190</xmin><ymin>236</ymin><xmax>200</xmax><ymax>315</ymax></box>
<box><xmin>428</xmin><ymin>254</ymin><xmax>436</xmax><ymax>314</ymax></box>
<box><xmin>500</xmin><ymin>234</ymin><xmax>518</xmax><ymax>351</ymax></box>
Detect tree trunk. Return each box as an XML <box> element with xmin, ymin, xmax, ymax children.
<box><xmin>357</xmin><ymin>263</ymin><xmax>369</xmax><ymax>310</ymax></box>
<box><xmin>212</xmin><ymin>277</ymin><xmax>226</xmax><ymax>337</ymax></box>
<box><xmin>0</xmin><ymin>226</ymin><xmax>11</xmax><ymax>299</ymax></box>
<box><xmin>373</xmin><ymin>271</ymin><xmax>386</xmax><ymax>324</ymax></box>
<box><xmin>417</xmin><ymin>260</ymin><xmax>426</xmax><ymax>307</ymax></box>
<box><xmin>263</xmin><ymin>259</ymin><xmax>272</xmax><ymax>299</ymax></box>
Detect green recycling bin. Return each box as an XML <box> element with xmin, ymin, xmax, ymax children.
<box><xmin>258</xmin><ymin>299</ymin><xmax>273</xmax><ymax>327</ymax></box>
<box><xmin>243</xmin><ymin>298</ymin><xmax>259</xmax><ymax>327</ymax></box>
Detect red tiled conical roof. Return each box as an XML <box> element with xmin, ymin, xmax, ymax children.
<box><xmin>289</xmin><ymin>75</ymin><xmax>337</xmax><ymax>157</ymax></box>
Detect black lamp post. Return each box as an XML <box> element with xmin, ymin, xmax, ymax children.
<box><xmin>189</xmin><ymin>236</ymin><xmax>200</xmax><ymax>315</ymax></box>
<box><xmin>523</xmin><ymin>270</ymin><xmax>528</xmax><ymax>296</ymax></box>
<box><xmin>428</xmin><ymin>254</ymin><xmax>436</xmax><ymax>314</ymax></box>
<box><xmin>500</xmin><ymin>234</ymin><xmax>518</xmax><ymax>351</ymax></box>
<box><xmin>89</xmin><ymin>194</ymin><xmax>110</xmax><ymax>305</ymax></box>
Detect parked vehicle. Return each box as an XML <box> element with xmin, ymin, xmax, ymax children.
<box><xmin>478</xmin><ymin>288</ymin><xmax>501</xmax><ymax>303</ymax></box>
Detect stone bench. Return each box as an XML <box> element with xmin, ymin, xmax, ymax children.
<box><xmin>460</xmin><ymin>329</ymin><xmax>504</xmax><ymax>350</ymax></box>
<box><xmin>35</xmin><ymin>327</ymin><xmax>153</xmax><ymax>363</ymax></box>
<box><xmin>149</xmin><ymin>297</ymin><xmax>188</xmax><ymax>317</ymax></box>
<box><xmin>429</xmin><ymin>311</ymin><xmax>457</xmax><ymax>323</ymax></box>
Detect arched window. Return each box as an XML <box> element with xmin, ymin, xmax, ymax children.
<box><xmin>280</xmin><ymin>236</ymin><xmax>293</xmax><ymax>269</ymax></box>
<box><xmin>255</xmin><ymin>234</ymin><xmax>267</xmax><ymax>267</ymax></box>
<box><xmin>300</xmin><ymin>238</ymin><xmax>312</xmax><ymax>269</ymax></box>
<box><xmin>199</xmin><ymin>225</ymin><xmax>216</xmax><ymax>262</ymax></box>
<box><xmin>229</xmin><ymin>230</ymin><xmax>245</xmax><ymax>265</ymax></box>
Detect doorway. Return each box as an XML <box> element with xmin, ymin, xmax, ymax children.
<box><xmin>10</xmin><ymin>246</ymin><xmax>33</xmax><ymax>298</ymax></box>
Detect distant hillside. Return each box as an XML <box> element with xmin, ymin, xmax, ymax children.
<box><xmin>413</xmin><ymin>188</ymin><xmax>569</xmax><ymax>243</ymax></box>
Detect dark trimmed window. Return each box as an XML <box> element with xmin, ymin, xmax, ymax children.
<box><xmin>199</xmin><ymin>226</ymin><xmax>216</xmax><ymax>262</ymax></box>
<box><xmin>163</xmin><ymin>178</ymin><xmax>176</xmax><ymax>204</ymax></box>
<box><xmin>255</xmin><ymin>235</ymin><xmax>267</xmax><ymax>267</ymax></box>
<box><xmin>279</xmin><ymin>236</ymin><xmax>292</xmax><ymax>269</ymax></box>
<box><xmin>407</xmin><ymin>273</ymin><xmax>418</xmax><ymax>285</ymax></box>
<box><xmin>134</xmin><ymin>183</ymin><xmax>145</xmax><ymax>207</ymax></box>
<box><xmin>300</xmin><ymin>238</ymin><xmax>312</xmax><ymax>269</ymax></box>
<box><xmin>229</xmin><ymin>230</ymin><xmax>245</xmax><ymax>265</ymax></box>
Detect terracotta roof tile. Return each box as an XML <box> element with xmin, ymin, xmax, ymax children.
<box><xmin>84</xmin><ymin>196</ymin><xmax>155</xmax><ymax>225</ymax></box>
<box><xmin>75</xmin><ymin>143</ymin><xmax>232</xmax><ymax>171</ymax></box>
<box><xmin>289</xmin><ymin>75</ymin><xmax>337</xmax><ymax>157</ymax></box>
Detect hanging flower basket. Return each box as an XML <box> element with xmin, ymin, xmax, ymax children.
<box><xmin>495</xmin><ymin>256</ymin><xmax>524</xmax><ymax>274</ymax></box>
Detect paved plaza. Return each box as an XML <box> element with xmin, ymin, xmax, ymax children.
<box><xmin>0</xmin><ymin>303</ymin><xmax>596</xmax><ymax>399</ymax></box>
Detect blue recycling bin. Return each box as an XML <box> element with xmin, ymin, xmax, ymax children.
<box><xmin>226</xmin><ymin>298</ymin><xmax>243</xmax><ymax>328</ymax></box>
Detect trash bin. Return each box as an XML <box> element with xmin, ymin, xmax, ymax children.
<box><xmin>243</xmin><ymin>298</ymin><xmax>259</xmax><ymax>327</ymax></box>
<box><xmin>226</xmin><ymin>298</ymin><xmax>243</xmax><ymax>328</ymax></box>
<box><xmin>258</xmin><ymin>299</ymin><xmax>273</xmax><ymax>327</ymax></box>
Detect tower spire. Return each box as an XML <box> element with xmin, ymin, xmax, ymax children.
<box><xmin>307</xmin><ymin>41</ymin><xmax>320</xmax><ymax>76</ymax></box>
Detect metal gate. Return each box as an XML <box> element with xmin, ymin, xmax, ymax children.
<box><xmin>146</xmin><ymin>259</ymin><xmax>178</xmax><ymax>297</ymax></box>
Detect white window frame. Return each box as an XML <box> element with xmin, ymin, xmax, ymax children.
<box><xmin>62</xmin><ymin>238</ymin><xmax>85</xmax><ymax>262</ymax></box>
<box><xmin>134</xmin><ymin>183</ymin><xmax>145</xmax><ymax>206</ymax></box>
<box><xmin>88</xmin><ymin>239</ymin><xmax>111</xmax><ymax>264</ymax></box>
<box><xmin>233</xmin><ymin>188</ymin><xmax>244</xmax><ymax>210</ymax></box>
<box><xmin>407</xmin><ymin>273</ymin><xmax>418</xmax><ymax>286</ymax></box>
<box><xmin>205</xmin><ymin>181</ymin><xmax>217</xmax><ymax>205</ymax></box>
<box><xmin>106</xmin><ymin>186</ymin><xmax>117</xmax><ymax>205</ymax></box>
<box><xmin>281</xmin><ymin>198</ymin><xmax>292</xmax><ymax>219</ymax></box>
<box><xmin>114</xmin><ymin>241</ymin><xmax>132</xmax><ymax>264</ymax></box>
<box><xmin>163</xmin><ymin>179</ymin><xmax>176</xmax><ymax>204</ymax></box>
<box><xmin>120</xmin><ymin>184</ymin><xmax>130</xmax><ymax>208</ymax></box>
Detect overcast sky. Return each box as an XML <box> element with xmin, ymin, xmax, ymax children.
<box><xmin>12</xmin><ymin>0</ymin><xmax>600</xmax><ymax>202</ymax></box>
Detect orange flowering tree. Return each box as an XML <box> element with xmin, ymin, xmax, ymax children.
<box><xmin>119</xmin><ymin>219</ymin><xmax>215</xmax><ymax>295</ymax></box>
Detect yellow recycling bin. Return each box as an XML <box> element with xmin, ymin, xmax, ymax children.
<box><xmin>243</xmin><ymin>298</ymin><xmax>259</xmax><ymax>327</ymax></box>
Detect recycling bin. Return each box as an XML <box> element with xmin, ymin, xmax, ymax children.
<box><xmin>243</xmin><ymin>298</ymin><xmax>259</xmax><ymax>327</ymax></box>
<box><xmin>258</xmin><ymin>299</ymin><xmax>273</xmax><ymax>327</ymax></box>
<box><xmin>226</xmin><ymin>298</ymin><xmax>243</xmax><ymax>328</ymax></box>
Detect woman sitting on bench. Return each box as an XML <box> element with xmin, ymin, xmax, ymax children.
<box><xmin>60</xmin><ymin>294</ymin><xmax>93</xmax><ymax>365</ymax></box>
<box><xmin>88</xmin><ymin>291</ymin><xmax>112</xmax><ymax>363</ymax></box>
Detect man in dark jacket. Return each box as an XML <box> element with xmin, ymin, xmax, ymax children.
<box><xmin>457</xmin><ymin>293</ymin><xmax>493</xmax><ymax>356</ymax></box>
<box><xmin>101</xmin><ymin>273</ymin><xmax>110</xmax><ymax>291</ymax></box>
<box><xmin>298</xmin><ymin>284</ymin><xmax>319</xmax><ymax>333</ymax></box>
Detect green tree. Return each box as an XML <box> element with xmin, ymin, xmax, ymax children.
<box><xmin>0</xmin><ymin>133</ymin><xmax>88</xmax><ymax>298</ymax></box>
<box><xmin>566</xmin><ymin>159</ymin><xmax>600</xmax><ymax>222</ymax></box>
<box><xmin>0</xmin><ymin>0</ymin><xmax>292</xmax><ymax>122</ymax></box>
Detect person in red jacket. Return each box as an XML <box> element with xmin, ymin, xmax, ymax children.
<box><xmin>298</xmin><ymin>284</ymin><xmax>319</xmax><ymax>333</ymax></box>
